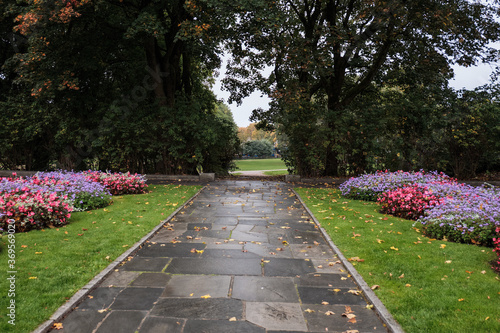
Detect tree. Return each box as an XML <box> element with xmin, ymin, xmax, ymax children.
<box><xmin>1</xmin><ymin>0</ymin><xmax>240</xmax><ymax>174</ymax></box>
<box><xmin>224</xmin><ymin>0</ymin><xmax>500</xmax><ymax>176</ymax></box>
<box><xmin>242</xmin><ymin>139</ymin><xmax>274</xmax><ymax>158</ymax></box>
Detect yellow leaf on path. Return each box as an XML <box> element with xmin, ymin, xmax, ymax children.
<box><xmin>189</xmin><ymin>293</ymin><xmax>194</xmax><ymax>296</ymax></box>
<box><xmin>333</xmin><ymin>289</ymin><xmax>341</xmax><ymax>292</ymax></box>
<box><xmin>53</xmin><ymin>323</ymin><xmax>63</xmax><ymax>330</ymax></box>
<box><xmin>348</xmin><ymin>289</ymin><xmax>361</xmax><ymax>295</ymax></box>
<box><xmin>229</xmin><ymin>317</ymin><xmax>237</xmax><ymax>321</ymax></box>
<box><xmin>366</xmin><ymin>304</ymin><xmax>374</xmax><ymax>310</ymax></box>
<box><xmin>304</xmin><ymin>308</ymin><xmax>315</xmax><ymax>313</ymax></box>
<box><xmin>97</xmin><ymin>309</ymin><xmax>107</xmax><ymax>313</ymax></box>
<box><xmin>325</xmin><ymin>310</ymin><xmax>335</xmax><ymax>315</ymax></box>
<box><xmin>200</xmin><ymin>294</ymin><xmax>211</xmax><ymax>298</ymax></box>
<box><xmin>341</xmin><ymin>277</ymin><xmax>348</xmax><ymax>280</ymax></box>
<box><xmin>321</xmin><ymin>301</ymin><xmax>329</xmax><ymax>305</ymax></box>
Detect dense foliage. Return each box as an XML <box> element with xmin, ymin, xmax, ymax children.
<box><xmin>224</xmin><ymin>0</ymin><xmax>500</xmax><ymax>177</ymax></box>
<box><xmin>341</xmin><ymin>171</ymin><xmax>500</xmax><ymax>247</ymax></box>
<box><xmin>0</xmin><ymin>0</ymin><xmax>239</xmax><ymax>174</ymax></box>
<box><xmin>241</xmin><ymin>139</ymin><xmax>274</xmax><ymax>158</ymax></box>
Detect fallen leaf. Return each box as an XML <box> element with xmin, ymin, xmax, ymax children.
<box><xmin>348</xmin><ymin>289</ymin><xmax>361</xmax><ymax>295</ymax></box>
<box><xmin>399</xmin><ymin>273</ymin><xmax>405</xmax><ymax>279</ymax></box>
<box><xmin>390</xmin><ymin>246</ymin><xmax>399</xmax><ymax>251</ymax></box>
<box><xmin>333</xmin><ymin>289</ymin><xmax>341</xmax><ymax>292</ymax></box>
<box><xmin>440</xmin><ymin>244</ymin><xmax>446</xmax><ymax>249</ymax></box>
<box><xmin>200</xmin><ymin>294</ymin><xmax>211</xmax><ymax>298</ymax></box>
<box><xmin>29</xmin><ymin>277</ymin><xmax>37</xmax><ymax>280</ymax></box>
<box><xmin>405</xmin><ymin>284</ymin><xmax>411</xmax><ymax>287</ymax></box>
<box><xmin>304</xmin><ymin>308</ymin><xmax>315</xmax><ymax>313</ymax></box>
<box><xmin>97</xmin><ymin>309</ymin><xmax>107</xmax><ymax>313</ymax></box>
<box><xmin>348</xmin><ymin>317</ymin><xmax>357</xmax><ymax>323</ymax></box>
<box><xmin>325</xmin><ymin>310</ymin><xmax>335</xmax><ymax>315</ymax></box>
<box><xmin>348</xmin><ymin>257</ymin><xmax>364</xmax><ymax>262</ymax></box>
<box><xmin>458</xmin><ymin>298</ymin><xmax>465</xmax><ymax>302</ymax></box>
<box><xmin>321</xmin><ymin>301</ymin><xmax>329</xmax><ymax>305</ymax></box>
<box><xmin>366</xmin><ymin>304</ymin><xmax>374</xmax><ymax>310</ymax></box>
<box><xmin>340</xmin><ymin>277</ymin><xmax>348</xmax><ymax>280</ymax></box>
<box><xmin>371</xmin><ymin>285</ymin><xmax>380</xmax><ymax>290</ymax></box>
<box><xmin>229</xmin><ymin>317</ymin><xmax>237</xmax><ymax>321</ymax></box>
<box><xmin>445</xmin><ymin>260</ymin><xmax>452</xmax><ymax>264</ymax></box>
<box><xmin>53</xmin><ymin>323</ymin><xmax>63</xmax><ymax>330</ymax></box>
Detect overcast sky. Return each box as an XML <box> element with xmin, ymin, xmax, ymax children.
<box><xmin>213</xmin><ymin>61</ymin><xmax>497</xmax><ymax>128</ymax></box>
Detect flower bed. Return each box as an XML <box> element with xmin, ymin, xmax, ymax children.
<box><xmin>339</xmin><ymin>170</ymin><xmax>454</xmax><ymax>201</ymax></box>
<box><xmin>0</xmin><ymin>170</ymin><xmax>148</xmax><ymax>233</ymax></box>
<box><xmin>340</xmin><ymin>170</ymin><xmax>500</xmax><ymax>247</ymax></box>
<box><xmin>83</xmin><ymin>171</ymin><xmax>148</xmax><ymax>195</ymax></box>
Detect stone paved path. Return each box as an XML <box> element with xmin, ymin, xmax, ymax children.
<box><xmin>53</xmin><ymin>181</ymin><xmax>388</xmax><ymax>333</ymax></box>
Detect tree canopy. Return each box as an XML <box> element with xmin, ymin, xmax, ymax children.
<box><xmin>223</xmin><ymin>0</ymin><xmax>500</xmax><ymax>176</ymax></box>
<box><xmin>1</xmin><ymin>0</ymin><xmax>499</xmax><ymax>177</ymax></box>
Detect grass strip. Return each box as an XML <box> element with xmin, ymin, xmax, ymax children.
<box><xmin>0</xmin><ymin>184</ymin><xmax>201</xmax><ymax>332</ymax></box>
<box><xmin>234</xmin><ymin>158</ymin><xmax>286</xmax><ymax>171</ymax></box>
<box><xmin>295</xmin><ymin>187</ymin><xmax>500</xmax><ymax>333</ymax></box>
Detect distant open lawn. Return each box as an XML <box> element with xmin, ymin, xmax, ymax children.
<box><xmin>0</xmin><ymin>184</ymin><xmax>201</xmax><ymax>333</ymax></box>
<box><xmin>296</xmin><ymin>188</ymin><xmax>500</xmax><ymax>333</ymax></box>
<box><xmin>234</xmin><ymin>158</ymin><xmax>287</xmax><ymax>171</ymax></box>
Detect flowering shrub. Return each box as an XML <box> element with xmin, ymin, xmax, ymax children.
<box><xmin>0</xmin><ymin>186</ymin><xmax>73</xmax><ymax>232</ymax></box>
<box><xmin>417</xmin><ymin>184</ymin><xmax>500</xmax><ymax>246</ymax></box>
<box><xmin>340</xmin><ymin>170</ymin><xmax>455</xmax><ymax>201</ymax></box>
<box><xmin>493</xmin><ymin>228</ymin><xmax>500</xmax><ymax>273</ymax></box>
<box><xmin>340</xmin><ymin>170</ymin><xmax>500</xmax><ymax>247</ymax></box>
<box><xmin>29</xmin><ymin>171</ymin><xmax>111</xmax><ymax>211</ymax></box>
<box><xmin>378</xmin><ymin>185</ymin><xmax>443</xmax><ymax>220</ymax></box>
<box><xmin>84</xmin><ymin>171</ymin><xmax>148</xmax><ymax>195</ymax></box>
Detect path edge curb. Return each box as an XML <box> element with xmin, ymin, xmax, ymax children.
<box><xmin>33</xmin><ymin>185</ymin><xmax>207</xmax><ymax>333</ymax></box>
<box><xmin>293</xmin><ymin>188</ymin><xmax>405</xmax><ymax>333</ymax></box>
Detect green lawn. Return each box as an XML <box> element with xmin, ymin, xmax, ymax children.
<box><xmin>0</xmin><ymin>184</ymin><xmax>201</xmax><ymax>333</ymax></box>
<box><xmin>263</xmin><ymin>170</ymin><xmax>288</xmax><ymax>176</ymax></box>
<box><xmin>295</xmin><ymin>188</ymin><xmax>500</xmax><ymax>333</ymax></box>
<box><xmin>234</xmin><ymin>158</ymin><xmax>287</xmax><ymax>171</ymax></box>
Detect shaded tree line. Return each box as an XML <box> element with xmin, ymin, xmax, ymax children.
<box><xmin>0</xmin><ymin>0</ymin><xmax>240</xmax><ymax>174</ymax></box>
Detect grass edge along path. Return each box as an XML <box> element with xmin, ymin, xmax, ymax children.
<box><xmin>295</xmin><ymin>187</ymin><xmax>500</xmax><ymax>333</ymax></box>
<box><xmin>0</xmin><ymin>184</ymin><xmax>202</xmax><ymax>333</ymax></box>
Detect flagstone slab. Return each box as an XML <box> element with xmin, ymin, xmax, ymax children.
<box><xmin>162</xmin><ymin>275</ymin><xmax>231</xmax><ymax>298</ymax></box>
<box><xmin>263</xmin><ymin>258</ymin><xmax>316</xmax><ymax>277</ymax></box>
<box><xmin>151</xmin><ymin>298</ymin><xmax>243</xmax><ymax>319</ymax></box>
<box><xmin>232</xmin><ymin>276</ymin><xmax>299</xmax><ymax>302</ymax></box>
<box><xmin>246</xmin><ymin>302</ymin><xmax>308</xmax><ymax>331</ymax></box>
<box><xmin>58</xmin><ymin>310</ymin><xmax>107</xmax><ymax>333</ymax></box>
<box><xmin>136</xmin><ymin>243</ymin><xmax>205</xmax><ymax>257</ymax></box>
<box><xmin>102</xmin><ymin>270</ymin><xmax>140</xmax><ymax>287</ymax></box>
<box><xmin>201</xmin><ymin>248</ymin><xmax>261</xmax><ymax>259</ymax></box>
<box><xmin>165</xmin><ymin>257</ymin><xmax>263</xmax><ymax>275</ymax></box>
<box><xmin>77</xmin><ymin>287</ymin><xmax>123</xmax><ymax>310</ymax></box>
<box><xmin>183</xmin><ymin>319</ymin><xmax>265</xmax><ymax>333</ymax></box>
<box><xmin>294</xmin><ymin>273</ymin><xmax>357</xmax><ymax>288</ymax></box>
<box><xmin>110</xmin><ymin>287</ymin><xmax>164</xmax><ymax>310</ymax></box>
<box><xmin>297</xmin><ymin>286</ymin><xmax>366</xmax><ymax>305</ymax></box>
<box><xmin>121</xmin><ymin>257</ymin><xmax>171</xmax><ymax>272</ymax></box>
<box><xmin>138</xmin><ymin>316</ymin><xmax>184</xmax><ymax>333</ymax></box>
<box><xmin>300</xmin><ymin>304</ymin><xmax>383</xmax><ymax>332</ymax></box>
<box><xmin>130</xmin><ymin>272</ymin><xmax>171</xmax><ymax>287</ymax></box>
<box><xmin>95</xmin><ymin>310</ymin><xmax>147</xmax><ymax>333</ymax></box>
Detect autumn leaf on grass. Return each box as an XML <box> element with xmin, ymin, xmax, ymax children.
<box><xmin>348</xmin><ymin>257</ymin><xmax>364</xmax><ymax>262</ymax></box>
<box><xmin>390</xmin><ymin>246</ymin><xmax>399</xmax><ymax>251</ymax></box>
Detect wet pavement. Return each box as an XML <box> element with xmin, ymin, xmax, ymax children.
<box><xmin>52</xmin><ymin>181</ymin><xmax>388</xmax><ymax>333</ymax></box>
